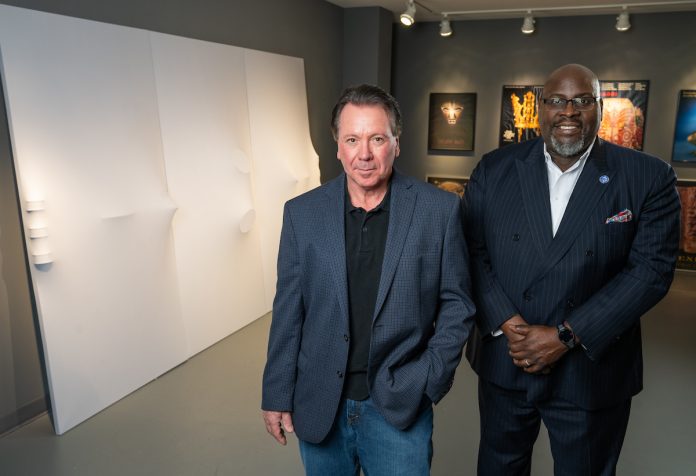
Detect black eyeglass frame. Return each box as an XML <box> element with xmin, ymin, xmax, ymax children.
<box><xmin>539</xmin><ymin>96</ymin><xmax>600</xmax><ymax>110</ymax></box>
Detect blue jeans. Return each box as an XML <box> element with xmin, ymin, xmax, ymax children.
<box><xmin>299</xmin><ymin>397</ymin><xmax>433</xmax><ymax>476</ymax></box>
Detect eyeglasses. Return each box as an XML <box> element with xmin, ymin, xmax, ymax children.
<box><xmin>541</xmin><ymin>96</ymin><xmax>599</xmax><ymax>111</ymax></box>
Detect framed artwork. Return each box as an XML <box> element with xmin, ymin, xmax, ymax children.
<box><xmin>671</xmin><ymin>90</ymin><xmax>696</xmax><ymax>163</ymax></box>
<box><xmin>598</xmin><ymin>80</ymin><xmax>649</xmax><ymax>150</ymax></box>
<box><xmin>499</xmin><ymin>85</ymin><xmax>543</xmax><ymax>147</ymax></box>
<box><xmin>427</xmin><ymin>93</ymin><xmax>476</xmax><ymax>152</ymax></box>
<box><xmin>426</xmin><ymin>175</ymin><xmax>469</xmax><ymax>198</ymax></box>
<box><xmin>677</xmin><ymin>180</ymin><xmax>696</xmax><ymax>272</ymax></box>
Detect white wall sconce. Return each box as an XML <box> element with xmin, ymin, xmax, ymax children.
<box><xmin>26</xmin><ymin>200</ymin><xmax>46</xmax><ymax>211</ymax></box>
<box><xmin>32</xmin><ymin>251</ymin><xmax>53</xmax><ymax>265</ymax></box>
<box><xmin>28</xmin><ymin>224</ymin><xmax>49</xmax><ymax>238</ymax></box>
<box><xmin>25</xmin><ymin>197</ymin><xmax>52</xmax><ymax>264</ymax></box>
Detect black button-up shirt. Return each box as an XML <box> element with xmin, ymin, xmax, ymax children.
<box><xmin>343</xmin><ymin>183</ymin><xmax>390</xmax><ymax>400</ymax></box>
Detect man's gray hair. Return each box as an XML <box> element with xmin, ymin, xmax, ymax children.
<box><xmin>330</xmin><ymin>84</ymin><xmax>402</xmax><ymax>140</ymax></box>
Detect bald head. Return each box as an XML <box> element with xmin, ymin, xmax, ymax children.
<box><xmin>544</xmin><ymin>64</ymin><xmax>600</xmax><ymax>97</ymax></box>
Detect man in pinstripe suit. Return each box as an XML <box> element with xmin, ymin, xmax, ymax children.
<box><xmin>464</xmin><ymin>64</ymin><xmax>680</xmax><ymax>475</ymax></box>
<box><xmin>262</xmin><ymin>84</ymin><xmax>476</xmax><ymax>475</ymax></box>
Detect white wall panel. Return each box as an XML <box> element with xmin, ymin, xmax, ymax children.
<box><xmin>150</xmin><ymin>33</ymin><xmax>268</xmax><ymax>357</ymax></box>
<box><xmin>244</xmin><ymin>50</ymin><xmax>321</xmax><ymax>308</ymax></box>
<box><xmin>0</xmin><ymin>6</ymin><xmax>188</xmax><ymax>434</ymax></box>
<box><xmin>0</xmin><ymin>5</ymin><xmax>320</xmax><ymax>434</ymax></box>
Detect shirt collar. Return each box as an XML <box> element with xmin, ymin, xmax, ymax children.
<box><xmin>345</xmin><ymin>178</ymin><xmax>392</xmax><ymax>213</ymax></box>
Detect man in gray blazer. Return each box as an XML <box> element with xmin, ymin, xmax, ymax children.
<box><xmin>464</xmin><ymin>64</ymin><xmax>680</xmax><ymax>475</ymax></box>
<box><xmin>262</xmin><ymin>84</ymin><xmax>475</xmax><ymax>475</ymax></box>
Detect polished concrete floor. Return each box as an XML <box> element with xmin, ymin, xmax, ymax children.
<box><xmin>1</xmin><ymin>274</ymin><xmax>695</xmax><ymax>475</ymax></box>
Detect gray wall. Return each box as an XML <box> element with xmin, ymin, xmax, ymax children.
<box><xmin>391</xmin><ymin>12</ymin><xmax>696</xmax><ymax>183</ymax></box>
<box><xmin>0</xmin><ymin>80</ymin><xmax>46</xmax><ymax>434</ymax></box>
<box><xmin>343</xmin><ymin>7</ymin><xmax>393</xmax><ymax>91</ymax></box>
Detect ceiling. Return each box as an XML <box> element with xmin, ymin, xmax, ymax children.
<box><xmin>325</xmin><ymin>0</ymin><xmax>696</xmax><ymax>21</ymax></box>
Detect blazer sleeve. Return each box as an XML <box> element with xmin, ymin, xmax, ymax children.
<box><xmin>423</xmin><ymin>195</ymin><xmax>477</xmax><ymax>403</ymax></box>
<box><xmin>464</xmin><ymin>156</ymin><xmax>520</xmax><ymax>335</ymax></box>
<box><xmin>261</xmin><ymin>203</ymin><xmax>304</xmax><ymax>411</ymax></box>
<box><xmin>568</xmin><ymin>163</ymin><xmax>681</xmax><ymax>361</ymax></box>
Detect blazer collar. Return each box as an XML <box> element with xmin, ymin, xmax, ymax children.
<box><xmin>321</xmin><ymin>174</ymin><xmax>350</xmax><ymax>323</ymax></box>
<box><xmin>373</xmin><ymin>169</ymin><xmax>417</xmax><ymax>320</ymax></box>
<box><xmin>516</xmin><ymin>139</ymin><xmax>554</xmax><ymax>254</ymax></box>
<box><xmin>320</xmin><ymin>169</ymin><xmax>417</xmax><ymax>323</ymax></box>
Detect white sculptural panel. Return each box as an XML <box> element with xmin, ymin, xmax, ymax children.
<box><xmin>0</xmin><ymin>5</ymin><xmax>319</xmax><ymax>434</ymax></box>
<box><xmin>150</xmin><ymin>33</ymin><xmax>268</xmax><ymax>357</ymax></box>
<box><xmin>244</xmin><ymin>50</ymin><xmax>321</xmax><ymax>308</ymax></box>
<box><xmin>0</xmin><ymin>6</ymin><xmax>188</xmax><ymax>434</ymax></box>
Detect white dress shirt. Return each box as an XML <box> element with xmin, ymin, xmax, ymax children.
<box><xmin>544</xmin><ymin>140</ymin><xmax>594</xmax><ymax>236</ymax></box>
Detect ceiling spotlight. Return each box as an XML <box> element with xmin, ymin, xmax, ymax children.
<box><xmin>521</xmin><ymin>10</ymin><xmax>535</xmax><ymax>34</ymax></box>
<box><xmin>616</xmin><ymin>7</ymin><xmax>631</xmax><ymax>31</ymax></box>
<box><xmin>440</xmin><ymin>14</ymin><xmax>452</xmax><ymax>37</ymax></box>
<box><xmin>400</xmin><ymin>0</ymin><xmax>416</xmax><ymax>27</ymax></box>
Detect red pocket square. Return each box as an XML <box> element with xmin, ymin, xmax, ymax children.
<box><xmin>605</xmin><ymin>209</ymin><xmax>633</xmax><ymax>224</ymax></box>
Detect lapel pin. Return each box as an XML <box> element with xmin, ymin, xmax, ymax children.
<box><xmin>599</xmin><ymin>175</ymin><xmax>610</xmax><ymax>184</ymax></box>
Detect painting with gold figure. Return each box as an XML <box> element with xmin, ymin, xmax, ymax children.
<box><xmin>672</xmin><ymin>90</ymin><xmax>696</xmax><ymax>163</ymax></box>
<box><xmin>598</xmin><ymin>80</ymin><xmax>649</xmax><ymax>150</ymax></box>
<box><xmin>428</xmin><ymin>93</ymin><xmax>476</xmax><ymax>152</ymax></box>
<box><xmin>499</xmin><ymin>85</ymin><xmax>543</xmax><ymax>147</ymax></box>
<box><xmin>676</xmin><ymin>180</ymin><xmax>696</xmax><ymax>271</ymax></box>
<box><xmin>426</xmin><ymin>175</ymin><xmax>469</xmax><ymax>198</ymax></box>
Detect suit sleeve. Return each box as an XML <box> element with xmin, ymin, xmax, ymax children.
<box><xmin>463</xmin><ymin>156</ymin><xmax>520</xmax><ymax>335</ymax></box>
<box><xmin>423</xmin><ymin>195</ymin><xmax>477</xmax><ymax>403</ymax></box>
<box><xmin>568</xmin><ymin>163</ymin><xmax>680</xmax><ymax>361</ymax></box>
<box><xmin>261</xmin><ymin>203</ymin><xmax>304</xmax><ymax>411</ymax></box>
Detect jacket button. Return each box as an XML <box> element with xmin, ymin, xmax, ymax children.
<box><xmin>343</xmin><ymin>334</ymin><xmax>349</xmax><ymax>342</ymax></box>
<box><xmin>586</xmin><ymin>249</ymin><xmax>594</xmax><ymax>257</ymax></box>
<box><xmin>523</xmin><ymin>292</ymin><xmax>532</xmax><ymax>302</ymax></box>
<box><xmin>337</xmin><ymin>371</ymin><xmax>343</xmax><ymax>378</ymax></box>
<box><xmin>567</xmin><ymin>299</ymin><xmax>575</xmax><ymax>308</ymax></box>
<box><xmin>512</xmin><ymin>233</ymin><xmax>520</xmax><ymax>241</ymax></box>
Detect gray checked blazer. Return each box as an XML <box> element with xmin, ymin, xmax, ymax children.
<box><xmin>262</xmin><ymin>170</ymin><xmax>476</xmax><ymax>443</ymax></box>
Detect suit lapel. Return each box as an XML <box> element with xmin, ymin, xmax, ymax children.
<box><xmin>372</xmin><ymin>171</ymin><xmax>416</xmax><ymax>321</ymax></box>
<box><xmin>516</xmin><ymin>139</ymin><xmax>553</xmax><ymax>255</ymax></box>
<box><xmin>322</xmin><ymin>175</ymin><xmax>350</xmax><ymax>322</ymax></box>
<box><xmin>534</xmin><ymin>139</ymin><xmax>613</xmax><ymax>282</ymax></box>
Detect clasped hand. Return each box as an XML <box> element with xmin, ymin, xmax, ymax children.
<box><xmin>502</xmin><ymin>315</ymin><xmax>568</xmax><ymax>374</ymax></box>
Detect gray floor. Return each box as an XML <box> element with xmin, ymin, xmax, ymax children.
<box><xmin>1</xmin><ymin>274</ymin><xmax>695</xmax><ymax>475</ymax></box>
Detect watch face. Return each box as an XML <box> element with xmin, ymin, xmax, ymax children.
<box><xmin>559</xmin><ymin>328</ymin><xmax>573</xmax><ymax>342</ymax></box>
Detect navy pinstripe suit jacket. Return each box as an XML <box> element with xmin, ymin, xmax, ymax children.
<box><xmin>464</xmin><ymin>137</ymin><xmax>680</xmax><ymax>409</ymax></box>
<box><xmin>262</xmin><ymin>170</ymin><xmax>476</xmax><ymax>443</ymax></box>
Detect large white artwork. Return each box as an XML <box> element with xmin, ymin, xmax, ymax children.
<box><xmin>0</xmin><ymin>5</ymin><xmax>319</xmax><ymax>434</ymax></box>
<box><xmin>244</xmin><ymin>49</ymin><xmax>322</xmax><ymax>308</ymax></box>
